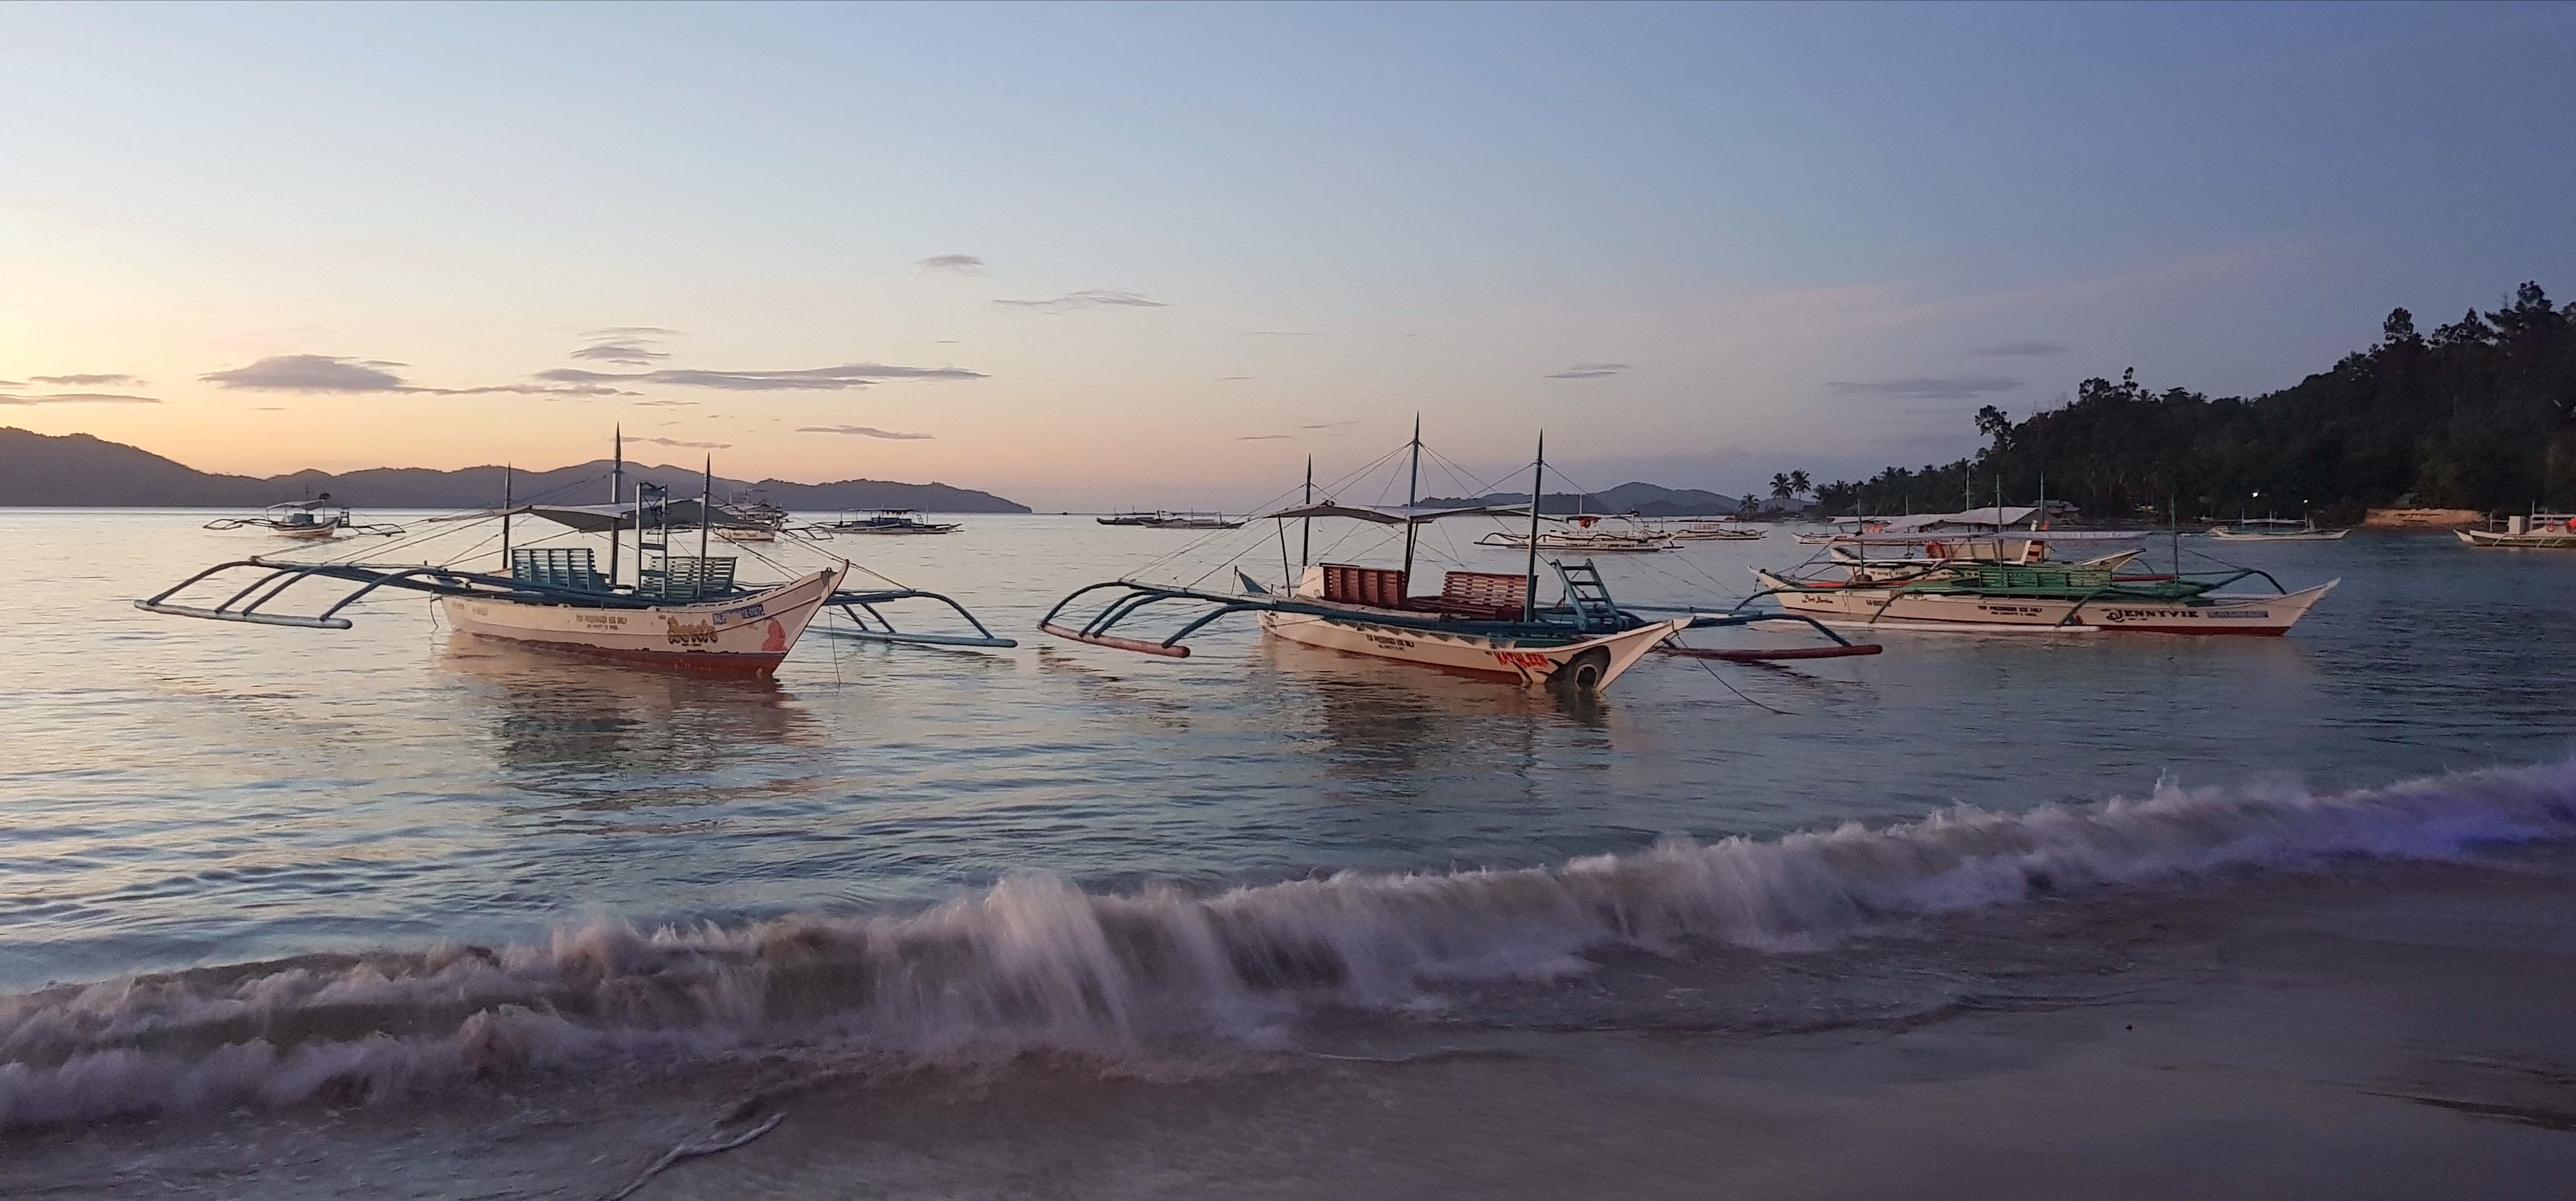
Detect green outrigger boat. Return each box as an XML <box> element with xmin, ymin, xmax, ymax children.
<box><xmin>1747</xmin><ymin>558</ymin><xmax>2338</xmax><ymax>635</ymax></box>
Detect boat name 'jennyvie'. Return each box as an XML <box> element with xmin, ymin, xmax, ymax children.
<box><xmin>1493</xmin><ymin>651</ymin><xmax>1554</xmax><ymax>668</ymax></box>
<box><xmin>712</xmin><ymin>602</ymin><xmax>766</xmax><ymax>627</ymax></box>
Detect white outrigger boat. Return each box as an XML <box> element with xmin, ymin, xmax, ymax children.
<box><xmin>1040</xmin><ymin>430</ymin><xmax>1878</xmax><ymax>692</ymax></box>
<box><xmin>137</xmin><ymin>434</ymin><xmax>1012</xmax><ymax>672</ymax></box>
<box><xmin>203</xmin><ymin>495</ymin><xmax>403</xmax><ymax>540</ymax></box>
<box><xmin>2457</xmin><ymin>513</ymin><xmax>2576</xmax><ymax>548</ymax></box>
<box><xmin>2209</xmin><ymin>517</ymin><xmax>2350</xmax><ymax>542</ymax></box>
<box><xmin>1655</xmin><ymin>518</ymin><xmax>1764</xmax><ymax>542</ymax></box>
<box><xmin>1477</xmin><ymin>513</ymin><xmax>1676</xmax><ymax>553</ymax></box>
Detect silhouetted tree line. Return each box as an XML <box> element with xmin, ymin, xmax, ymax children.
<box><xmin>1811</xmin><ymin>282</ymin><xmax>2576</xmax><ymax>520</ymax></box>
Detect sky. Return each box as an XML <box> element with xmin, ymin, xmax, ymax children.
<box><xmin>3</xmin><ymin>1</ymin><xmax>2571</xmax><ymax>511</ymax></box>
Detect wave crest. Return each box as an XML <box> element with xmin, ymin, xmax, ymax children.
<box><xmin>7</xmin><ymin>758</ymin><xmax>2573</xmax><ymax>1128</ymax></box>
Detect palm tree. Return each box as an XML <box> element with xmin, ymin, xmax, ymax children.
<box><xmin>1788</xmin><ymin>470</ymin><xmax>1811</xmax><ymax>497</ymax></box>
<box><xmin>1769</xmin><ymin>472</ymin><xmax>1794</xmax><ymax>501</ymax></box>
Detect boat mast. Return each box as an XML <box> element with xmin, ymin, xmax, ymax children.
<box><xmin>1399</xmin><ymin>414</ymin><xmax>1422</xmax><ymax>591</ymax></box>
<box><xmin>1523</xmin><ymin>432</ymin><xmax>1545</xmax><ymax>622</ymax></box>
<box><xmin>499</xmin><ymin>463</ymin><xmax>513</xmax><ymax>569</ymax></box>
<box><xmin>700</xmin><ymin>455</ymin><xmax>713</xmax><ymax>580</ymax></box>
<box><xmin>1300</xmin><ymin>455</ymin><xmax>1313</xmax><ymax>567</ymax></box>
<box><xmin>608</xmin><ymin>427</ymin><xmax>624</xmax><ymax>587</ymax></box>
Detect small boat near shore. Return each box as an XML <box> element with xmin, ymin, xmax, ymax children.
<box><xmin>203</xmin><ymin>495</ymin><xmax>403</xmax><ymax>540</ymax></box>
<box><xmin>2209</xmin><ymin>517</ymin><xmax>2351</xmax><ymax>542</ymax></box>
<box><xmin>1478</xmin><ymin>513</ymin><xmax>1676</xmax><ymax>552</ymax></box>
<box><xmin>1097</xmin><ymin>510</ymin><xmax>1244</xmax><ymax>529</ymax></box>
<box><xmin>1655</xmin><ymin>518</ymin><xmax>1764</xmax><ymax>542</ymax></box>
<box><xmin>2457</xmin><ymin>513</ymin><xmax>2576</xmax><ymax>548</ymax></box>
<box><xmin>820</xmin><ymin>509</ymin><xmax>961</xmax><ymax>535</ymax></box>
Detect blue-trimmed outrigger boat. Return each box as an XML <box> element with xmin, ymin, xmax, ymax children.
<box><xmin>1038</xmin><ymin>428</ymin><xmax>1878</xmax><ymax>694</ymax></box>
<box><xmin>135</xmin><ymin>433</ymin><xmax>1013</xmax><ymax>674</ymax></box>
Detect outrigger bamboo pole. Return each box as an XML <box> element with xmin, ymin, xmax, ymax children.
<box><xmin>1523</xmin><ymin>432</ymin><xmax>1544</xmax><ymax>622</ymax></box>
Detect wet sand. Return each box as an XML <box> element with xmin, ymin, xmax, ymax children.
<box><xmin>11</xmin><ymin>854</ymin><xmax>2575</xmax><ymax>1200</ymax></box>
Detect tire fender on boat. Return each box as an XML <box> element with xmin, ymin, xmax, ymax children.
<box><xmin>1549</xmin><ymin>646</ymin><xmax>1614</xmax><ymax>695</ymax></box>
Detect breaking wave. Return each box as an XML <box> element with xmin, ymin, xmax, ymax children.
<box><xmin>7</xmin><ymin>757</ymin><xmax>2575</xmax><ymax>1128</ymax></box>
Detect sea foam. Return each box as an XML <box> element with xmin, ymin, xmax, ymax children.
<box><xmin>6</xmin><ymin>757</ymin><xmax>2573</xmax><ymax>1128</ymax></box>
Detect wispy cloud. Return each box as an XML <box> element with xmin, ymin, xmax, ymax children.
<box><xmin>918</xmin><ymin>254</ymin><xmax>985</xmax><ymax>273</ymax></box>
<box><xmin>635</xmin><ymin>437</ymin><xmax>730</xmax><ymax>449</ymax></box>
<box><xmin>1546</xmin><ymin>362</ymin><xmax>1630</xmax><ymax>379</ymax></box>
<box><xmin>0</xmin><ymin>391</ymin><xmax>162</xmax><ymax>406</ymax></box>
<box><xmin>203</xmin><ymin>355</ymin><xmax>408</xmax><ymax>391</ymax></box>
<box><xmin>1827</xmin><ymin>375</ymin><xmax>2022</xmax><ymax>399</ymax></box>
<box><xmin>29</xmin><ymin>373</ymin><xmax>140</xmax><ymax>386</ymax></box>
<box><xmin>797</xmin><ymin>424</ymin><xmax>934</xmax><ymax>440</ymax></box>
<box><xmin>202</xmin><ymin>354</ymin><xmax>630</xmax><ymax>396</ymax></box>
<box><xmin>629</xmin><ymin>399</ymin><xmax>696</xmax><ymax>407</ymax></box>
<box><xmin>542</xmin><ymin>363</ymin><xmax>983</xmax><ymax>391</ymax></box>
<box><xmin>570</xmin><ymin>343</ymin><xmax>669</xmax><ymax>365</ymax></box>
<box><xmin>571</xmin><ymin>327</ymin><xmax>679</xmax><ymax>366</ymax></box>
<box><xmin>1965</xmin><ymin>341</ymin><xmax>2067</xmax><ymax>357</ymax></box>
<box><xmin>993</xmin><ymin>288</ymin><xmax>1168</xmax><ymax>313</ymax></box>
<box><xmin>1300</xmin><ymin>420</ymin><xmax>1357</xmax><ymax>430</ymax></box>
<box><xmin>1236</xmin><ymin>434</ymin><xmax>1292</xmax><ymax>440</ymax></box>
<box><xmin>1217</xmin><ymin>375</ymin><xmax>1252</xmax><ymax>381</ymax></box>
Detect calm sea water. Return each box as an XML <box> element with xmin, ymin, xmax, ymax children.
<box><xmin>4</xmin><ymin>509</ymin><xmax>2571</xmax><ymax>996</ymax></box>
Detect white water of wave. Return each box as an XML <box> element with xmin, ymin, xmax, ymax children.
<box><xmin>6</xmin><ymin>757</ymin><xmax>2574</xmax><ymax>1129</ymax></box>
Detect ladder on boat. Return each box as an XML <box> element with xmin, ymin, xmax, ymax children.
<box><xmin>1552</xmin><ymin>559</ymin><xmax>1622</xmax><ymax>632</ymax></box>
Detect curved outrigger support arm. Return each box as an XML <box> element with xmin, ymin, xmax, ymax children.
<box><xmin>823</xmin><ymin>588</ymin><xmax>1016</xmax><ymax>649</ymax></box>
<box><xmin>139</xmin><ymin>556</ymin><xmax>682</xmax><ymax>628</ymax></box>
<box><xmin>1625</xmin><ymin>604</ymin><xmax>1884</xmax><ymax>661</ymax></box>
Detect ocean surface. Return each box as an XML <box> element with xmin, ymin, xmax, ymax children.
<box><xmin>5</xmin><ymin>509</ymin><xmax>2576</xmax><ymax>1196</ymax></box>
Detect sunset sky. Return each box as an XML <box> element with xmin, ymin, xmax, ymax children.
<box><xmin>5</xmin><ymin>2</ymin><xmax>2572</xmax><ymax>509</ymax></box>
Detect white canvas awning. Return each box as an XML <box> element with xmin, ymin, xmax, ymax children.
<box><xmin>1258</xmin><ymin>501</ymin><xmax>1533</xmax><ymax>525</ymax></box>
<box><xmin>1874</xmin><ymin>505</ymin><xmax>2040</xmax><ymax>533</ymax></box>
<box><xmin>429</xmin><ymin>500</ymin><xmax>760</xmax><ymax>533</ymax></box>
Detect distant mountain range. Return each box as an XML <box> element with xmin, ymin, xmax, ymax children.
<box><xmin>1417</xmin><ymin>481</ymin><xmax>1762</xmax><ymax>517</ymax></box>
<box><xmin>0</xmin><ymin>428</ymin><xmax>1031</xmax><ymax>513</ymax></box>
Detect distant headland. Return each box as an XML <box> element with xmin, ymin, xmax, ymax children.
<box><xmin>0</xmin><ymin>428</ymin><xmax>1033</xmax><ymax>513</ymax></box>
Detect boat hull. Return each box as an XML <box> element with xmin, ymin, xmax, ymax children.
<box><xmin>2458</xmin><ymin>529</ymin><xmax>2576</xmax><ymax>548</ymax></box>
<box><xmin>1751</xmin><ymin>570</ymin><xmax>2336</xmax><ymax>636</ymax></box>
<box><xmin>438</xmin><ymin>568</ymin><xmax>841</xmax><ymax>673</ymax></box>
<box><xmin>2209</xmin><ymin>529</ymin><xmax>2349</xmax><ymax>541</ymax></box>
<box><xmin>1257</xmin><ymin>608</ymin><xmax>1687</xmax><ymax>690</ymax></box>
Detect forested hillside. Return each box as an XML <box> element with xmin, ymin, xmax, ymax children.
<box><xmin>1813</xmin><ymin>282</ymin><xmax>2576</xmax><ymax>519</ymax></box>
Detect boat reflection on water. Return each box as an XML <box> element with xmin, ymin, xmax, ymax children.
<box><xmin>1255</xmin><ymin>635</ymin><xmax>1610</xmax><ymax>789</ymax></box>
<box><xmin>440</xmin><ymin>633</ymin><xmax>823</xmax><ymax>794</ymax></box>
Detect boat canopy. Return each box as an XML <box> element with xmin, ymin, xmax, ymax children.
<box><xmin>429</xmin><ymin>500</ymin><xmax>765</xmax><ymax>533</ymax></box>
<box><xmin>1875</xmin><ymin>505</ymin><xmax>2041</xmax><ymax>533</ymax></box>
<box><xmin>1258</xmin><ymin>501</ymin><xmax>1532</xmax><ymax>525</ymax></box>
